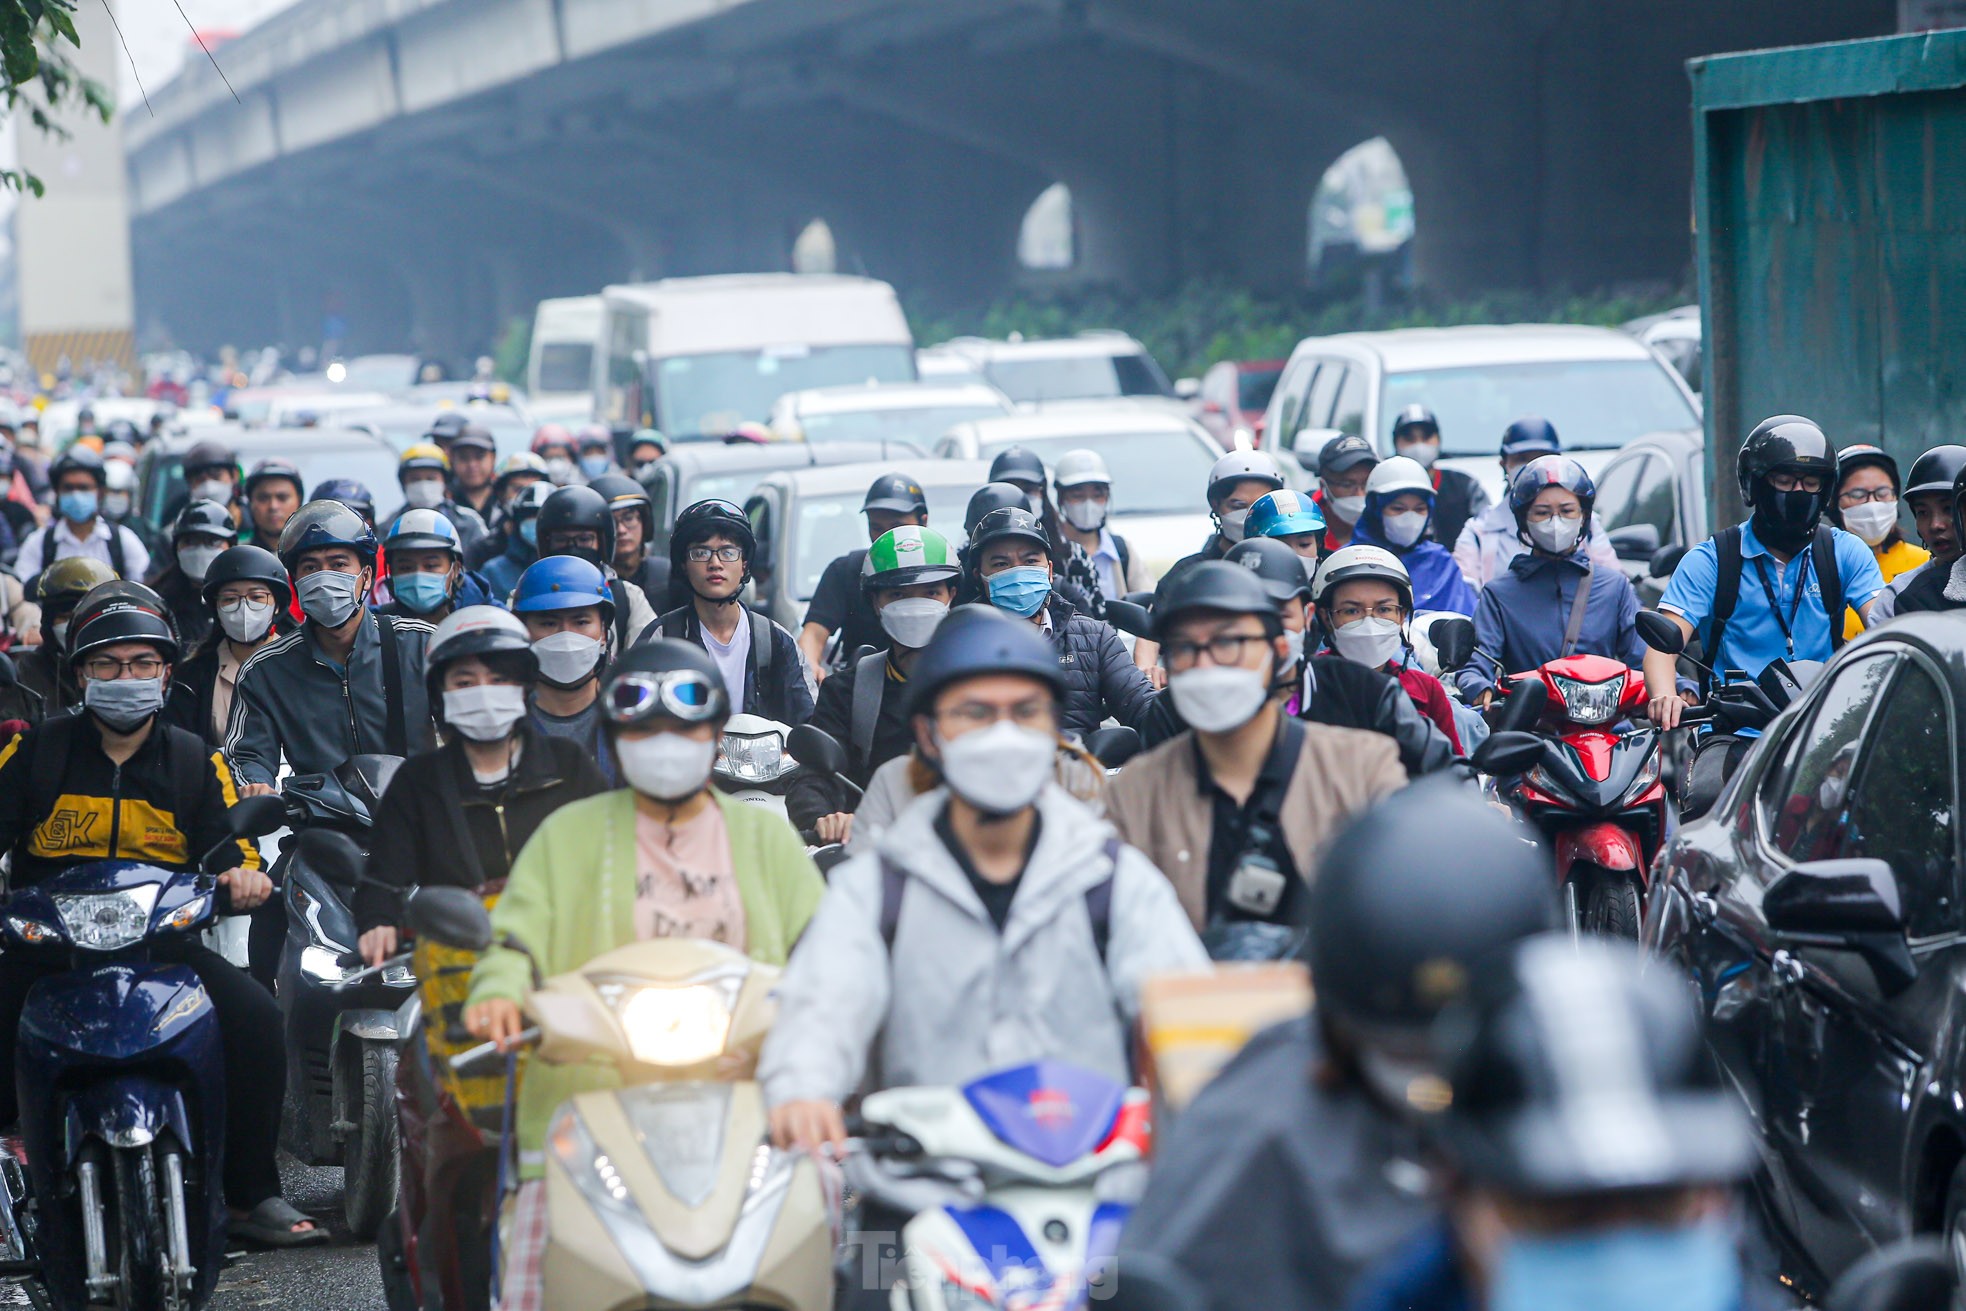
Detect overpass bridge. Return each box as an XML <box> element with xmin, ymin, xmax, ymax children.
<box><xmin>125</xmin><ymin>0</ymin><xmax>1893</xmax><ymax>358</ymax></box>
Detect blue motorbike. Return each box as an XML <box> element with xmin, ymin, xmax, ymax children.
<box><xmin>0</xmin><ymin>793</ymin><xmax>286</xmax><ymax>1311</ymax></box>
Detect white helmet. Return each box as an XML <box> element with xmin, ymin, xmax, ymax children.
<box><xmin>1053</xmin><ymin>448</ymin><xmax>1112</xmax><ymax>489</ymax></box>
<box><xmin>1206</xmin><ymin>449</ymin><xmax>1284</xmax><ymax>504</ymax></box>
<box><xmin>1311</xmin><ymin>543</ymin><xmax>1413</xmax><ymax>609</ymax></box>
<box><xmin>1366</xmin><ymin>455</ymin><xmax>1433</xmax><ymax>500</ymax></box>
<box><xmin>427</xmin><ymin>604</ymin><xmax>536</xmax><ymax>674</ymax></box>
<box><xmin>104</xmin><ymin>460</ymin><xmax>137</xmax><ymax>492</ymax></box>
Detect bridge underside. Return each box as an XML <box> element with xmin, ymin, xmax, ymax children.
<box><xmin>130</xmin><ymin>0</ymin><xmax>1893</xmax><ymax>358</ymax></box>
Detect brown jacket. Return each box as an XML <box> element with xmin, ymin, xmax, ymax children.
<box><xmin>1104</xmin><ymin>715</ymin><xmax>1405</xmax><ymax>929</ymax></box>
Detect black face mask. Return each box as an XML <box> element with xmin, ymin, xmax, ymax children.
<box><xmin>1751</xmin><ymin>482</ymin><xmax>1825</xmax><ymax>552</ymax></box>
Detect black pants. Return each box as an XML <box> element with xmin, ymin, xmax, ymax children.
<box><xmin>246</xmin><ymin>895</ymin><xmax>286</xmax><ymax>993</ymax></box>
<box><xmin>838</xmin><ymin>1197</ymin><xmax>912</xmax><ymax>1311</ymax></box>
<box><xmin>0</xmin><ymin>943</ymin><xmax>287</xmax><ymax>1208</ymax></box>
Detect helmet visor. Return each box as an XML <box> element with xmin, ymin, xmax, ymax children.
<box><xmin>605</xmin><ymin>670</ymin><xmax>724</xmax><ymax>726</ymax></box>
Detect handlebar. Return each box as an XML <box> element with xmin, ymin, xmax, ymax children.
<box><xmin>449</xmin><ymin>1027</ymin><xmax>540</xmax><ymax>1072</ymax></box>
<box><xmin>330</xmin><ymin>949</ymin><xmax>414</xmax><ymax>988</ymax></box>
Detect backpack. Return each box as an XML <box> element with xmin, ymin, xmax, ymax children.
<box><xmin>38</xmin><ymin>522</ymin><xmax>126</xmax><ymax>582</ymax></box>
<box><xmin>1705</xmin><ymin>524</ymin><xmax>1844</xmax><ymax>689</ymax></box>
<box><xmin>657</xmin><ymin>606</ymin><xmax>775</xmax><ymax>706</ymax></box>
<box><xmin>848</xmin><ymin>649</ymin><xmax>888</xmax><ymax>766</ymax></box>
<box><xmin>877</xmin><ymin>837</ymin><xmax>1120</xmax><ymax>965</ymax></box>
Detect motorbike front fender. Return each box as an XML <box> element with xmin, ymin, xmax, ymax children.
<box><xmin>338</xmin><ymin>1008</ymin><xmax>403</xmax><ymax>1045</ymax></box>
<box><xmin>1557</xmin><ymin>822</ymin><xmax>1644</xmax><ymax>876</ymax></box>
<box><xmin>62</xmin><ymin>1077</ymin><xmax>195</xmax><ymax>1159</ymax></box>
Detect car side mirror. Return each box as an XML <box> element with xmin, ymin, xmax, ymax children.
<box><xmin>1635</xmin><ymin>609</ymin><xmax>1685</xmax><ymax>656</ymax></box>
<box><xmin>1649</xmin><ymin>544</ymin><xmax>1687</xmax><ymax>579</ymax></box>
<box><xmin>1471</xmin><ymin>730</ymin><xmax>1544</xmax><ymax>777</ymax></box>
<box><xmin>788</xmin><ymin>723</ymin><xmax>851</xmax><ymax>780</ymax></box>
<box><xmin>1084</xmin><ymin>726</ymin><xmax>1141</xmax><ymax>770</ymax></box>
<box><xmin>406</xmin><ymin>885</ymin><xmax>496</xmax><ymax>953</ymax></box>
<box><xmin>1764</xmin><ymin>858</ymin><xmax>1916</xmax><ymax>995</ymax></box>
<box><xmin>1291</xmin><ymin>427</ymin><xmax>1345</xmax><ymax>460</ymax></box>
<box><xmin>1430</xmin><ymin>616</ymin><xmax>1475</xmax><ymax>672</ymax></box>
<box><xmin>1607</xmin><ymin>522</ymin><xmax>1661</xmax><ymax>561</ymax></box>
<box><xmin>1492</xmin><ymin>676</ymin><xmax>1548</xmax><ymax>734</ymax></box>
<box><xmin>227</xmin><ymin>793</ymin><xmax>291</xmax><ymax>840</ymax></box>
<box><xmin>1104</xmin><ymin>599</ymin><xmax>1152</xmax><ymax>640</ymax></box>
<box><xmin>1174</xmin><ymin>378</ymin><xmax>1201</xmax><ymax>400</ymax></box>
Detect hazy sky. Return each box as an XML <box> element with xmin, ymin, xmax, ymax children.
<box><xmin>112</xmin><ymin>0</ymin><xmax>295</xmax><ymax>107</ymax></box>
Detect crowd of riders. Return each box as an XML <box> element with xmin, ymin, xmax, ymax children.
<box><xmin>0</xmin><ymin>399</ymin><xmax>1950</xmax><ymax>1311</ymax></box>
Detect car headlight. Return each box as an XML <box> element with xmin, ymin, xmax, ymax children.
<box><xmin>717</xmin><ymin>731</ymin><xmax>790</xmax><ymax>784</ymax></box>
<box><xmin>1619</xmin><ymin>752</ymin><xmax>1663</xmax><ymax>807</ymax></box>
<box><xmin>597</xmin><ymin>979</ymin><xmax>737</xmax><ymax>1067</ymax></box>
<box><xmin>53</xmin><ymin>886</ymin><xmax>159</xmax><ymax>952</ymax></box>
<box><xmin>1550</xmin><ymin>673</ymin><xmax>1623</xmax><ymax>727</ymax></box>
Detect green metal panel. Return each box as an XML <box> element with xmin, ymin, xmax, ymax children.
<box><xmin>1691</xmin><ymin>29</ymin><xmax>1966</xmax><ymax>525</ymax></box>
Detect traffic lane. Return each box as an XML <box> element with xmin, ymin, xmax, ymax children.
<box><xmin>211</xmin><ymin>1157</ymin><xmax>383</xmax><ymax>1311</ymax></box>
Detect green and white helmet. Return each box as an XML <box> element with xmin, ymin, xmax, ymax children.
<box><xmin>862</xmin><ymin>526</ymin><xmax>960</xmax><ymax>590</ymax></box>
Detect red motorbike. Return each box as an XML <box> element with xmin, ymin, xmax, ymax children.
<box><xmin>1488</xmin><ymin>653</ymin><xmax>1667</xmax><ymax>938</ymax></box>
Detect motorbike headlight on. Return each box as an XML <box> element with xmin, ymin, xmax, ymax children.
<box><xmin>716</xmin><ymin>731</ymin><xmax>791</xmax><ymax>784</ymax></box>
<box><xmin>1550</xmin><ymin>673</ymin><xmax>1623</xmax><ymax>727</ymax></box>
<box><xmin>300</xmin><ymin>945</ymin><xmax>352</xmax><ymax>983</ymax></box>
<box><xmin>53</xmin><ymin>886</ymin><xmax>159</xmax><ymax>952</ymax></box>
<box><xmin>158</xmin><ymin>895</ymin><xmax>211</xmax><ymax>934</ymax></box>
<box><xmin>597</xmin><ymin>977</ymin><xmax>739</xmax><ymax>1067</ymax></box>
<box><xmin>1619</xmin><ymin>752</ymin><xmax>1663</xmax><ymax>807</ymax></box>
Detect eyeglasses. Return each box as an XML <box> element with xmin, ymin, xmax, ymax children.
<box><xmin>82</xmin><ymin>654</ymin><xmax>166</xmax><ymax>680</ymax></box>
<box><xmin>1329</xmin><ymin>603</ymin><xmax>1406</xmax><ymax>624</ymax></box>
<box><xmin>685</xmin><ymin>545</ymin><xmax>744</xmax><ymax>564</ymax></box>
<box><xmin>1523</xmin><ymin>505</ymin><xmax>1584</xmax><ymax>523</ymax></box>
<box><xmin>1161</xmin><ymin>632</ymin><xmax>1271</xmax><ymax>671</ymax></box>
<box><xmin>935</xmin><ymin>699</ymin><xmax>1056</xmax><ymax>732</ymax></box>
<box><xmin>603</xmin><ymin>670</ymin><xmax>723</xmax><ymax>725</ymax></box>
<box><xmin>1769</xmin><ymin>471</ymin><xmax>1827</xmax><ymax>494</ymax></box>
<box><xmin>1838</xmin><ymin>486</ymin><xmax>1898</xmax><ymax>506</ymax></box>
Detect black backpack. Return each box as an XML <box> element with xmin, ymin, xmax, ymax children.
<box><xmin>1703</xmin><ymin>523</ymin><xmax>1845</xmax><ymax>689</ymax></box>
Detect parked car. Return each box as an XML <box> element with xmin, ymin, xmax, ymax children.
<box><xmin>639</xmin><ymin>439</ymin><xmax>924</xmax><ymax>560</ymax></box>
<box><xmin>134</xmin><ymin>426</ymin><xmax>406</xmax><ymax>531</ymax></box>
<box><xmin>933</xmin><ymin>409</ymin><xmax>1224</xmax><ymax>575</ymax></box>
<box><xmin>1590</xmin><ymin>426</ymin><xmax>1709</xmax><ymax>605</ymax></box>
<box><xmin>766</xmin><ymin>380</ymin><xmax>1012</xmax><ymax>448</ymax></box>
<box><xmin>1261</xmin><ymin>324</ymin><xmax>1702</xmax><ymax>500</ymax></box>
<box><xmin>1195</xmin><ymin>358</ymin><xmax>1285</xmax><ymax>449</ymax></box>
<box><xmin>1626</xmin><ymin>304</ymin><xmax>1703</xmax><ymax>394</ymax></box>
<box><xmin>920</xmin><ymin>332</ymin><xmax>1178</xmax><ymax>410</ymax></box>
<box><xmin>1647</xmin><ymin>613</ymin><xmax>1966</xmax><ymax>1297</ymax></box>
<box><xmin>743</xmin><ymin>459</ymin><xmax>991</xmax><ymax>633</ymax></box>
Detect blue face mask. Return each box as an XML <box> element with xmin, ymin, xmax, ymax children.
<box><xmin>578</xmin><ymin>454</ymin><xmax>610</xmax><ymax>479</ymax></box>
<box><xmin>392</xmin><ymin>571</ymin><xmax>451</xmax><ymax>614</ymax></box>
<box><xmin>58</xmin><ymin>489</ymin><xmax>99</xmax><ymax>523</ymax></box>
<box><xmin>519</xmin><ymin>519</ymin><xmax>539</xmax><ymax>548</ymax></box>
<box><xmin>1491</xmin><ymin>1223</ymin><xmax>1740</xmax><ymax>1311</ymax></box>
<box><xmin>986</xmin><ymin>565</ymin><xmax>1052</xmax><ymax>618</ymax></box>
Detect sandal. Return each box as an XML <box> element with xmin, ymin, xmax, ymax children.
<box><xmin>228</xmin><ymin>1197</ymin><xmax>329</xmax><ymax>1248</ymax></box>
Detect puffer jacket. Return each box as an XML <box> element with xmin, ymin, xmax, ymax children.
<box><xmin>1042</xmin><ymin>595</ymin><xmax>1156</xmax><ymax>742</ymax></box>
<box><xmin>1451</xmin><ymin>501</ymin><xmax>1619</xmax><ymax>589</ymax></box>
<box><xmin>758</xmin><ymin>783</ymin><xmax>1209</xmax><ymax>1105</ymax></box>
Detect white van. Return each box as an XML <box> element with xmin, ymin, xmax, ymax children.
<box><xmin>527</xmin><ymin>295</ymin><xmax>604</xmax><ymax>422</ymax></box>
<box><xmin>598</xmin><ymin>274</ymin><xmax>915</xmax><ymax>439</ymax></box>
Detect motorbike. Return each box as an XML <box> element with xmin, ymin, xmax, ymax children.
<box><xmin>713</xmin><ymin>713</ymin><xmax>803</xmax><ymax>816</ymax></box>
<box><xmin>406</xmin><ymin>887</ymin><xmax>836</xmax><ymax>1311</ymax></box>
<box><xmin>856</xmin><ymin>1059</ymin><xmax>1150</xmax><ymax>1311</ymax></box>
<box><xmin>0</xmin><ymin>792</ymin><xmax>287</xmax><ymax>1311</ymax></box>
<box><xmin>271</xmin><ymin>754</ymin><xmax>414</xmax><ymax>1241</ymax></box>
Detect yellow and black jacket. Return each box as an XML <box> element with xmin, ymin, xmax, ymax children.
<box><xmin>0</xmin><ymin>712</ymin><xmax>261</xmax><ymax>887</ymax></box>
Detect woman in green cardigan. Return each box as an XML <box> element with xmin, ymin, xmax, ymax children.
<box><xmin>465</xmin><ymin>638</ymin><xmax>824</xmax><ymax>1310</ymax></box>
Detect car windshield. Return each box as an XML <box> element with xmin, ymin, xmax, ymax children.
<box><xmin>978</xmin><ymin>430</ymin><xmax>1215</xmax><ymax>515</ymax></box>
<box><xmin>789</xmin><ymin>483</ymin><xmax>976</xmax><ymax>600</ymax></box>
<box><xmin>144</xmin><ymin>440</ymin><xmax>403</xmax><ymax>529</ymax></box>
<box><xmin>799</xmin><ymin>404</ymin><xmax>1007</xmax><ymax>447</ymax></box>
<box><xmin>534</xmin><ymin>342</ymin><xmax>593</xmax><ymax>394</ymax></box>
<box><xmin>985</xmin><ymin>352</ymin><xmax>1172</xmax><ymax>403</ymax></box>
<box><xmin>1380</xmin><ymin>360</ymin><xmax>1698</xmax><ymax>455</ymax></box>
<box><xmin>1238</xmin><ymin>365</ymin><xmax>1284</xmax><ymax>413</ymax></box>
<box><xmin>655</xmin><ymin>344</ymin><xmax>916</xmax><ymax>438</ymax></box>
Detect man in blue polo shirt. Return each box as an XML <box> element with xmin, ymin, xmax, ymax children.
<box><xmin>1645</xmin><ymin>415</ymin><xmax>1884</xmax><ymax>728</ymax></box>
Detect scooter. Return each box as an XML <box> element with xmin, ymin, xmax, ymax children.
<box><xmin>713</xmin><ymin>713</ymin><xmax>803</xmax><ymax>817</ymax></box>
<box><xmin>407</xmin><ymin>887</ymin><xmax>836</xmax><ymax>1311</ymax></box>
<box><xmin>858</xmin><ymin>1060</ymin><xmax>1150</xmax><ymax>1311</ymax></box>
<box><xmin>271</xmin><ymin>754</ymin><xmax>415</xmax><ymax>1241</ymax></box>
<box><xmin>0</xmin><ymin>792</ymin><xmax>287</xmax><ymax>1311</ymax></box>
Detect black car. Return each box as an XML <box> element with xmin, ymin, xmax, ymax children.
<box><xmin>1647</xmin><ymin>612</ymin><xmax>1965</xmax><ymax>1295</ymax></box>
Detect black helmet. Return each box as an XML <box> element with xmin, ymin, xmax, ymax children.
<box><xmin>1905</xmin><ymin>444</ymin><xmax>1966</xmax><ymax>500</ymax></box>
<box><xmin>862</xmin><ymin>472</ymin><xmax>929</xmax><ymax>517</ymax></box>
<box><xmin>181</xmin><ymin>440</ymin><xmax>236</xmax><ymax>478</ymax></box>
<box><xmin>201</xmin><ymin>544</ymin><xmax>293</xmax><ymax>612</ymax></box>
<box><xmin>965</xmin><ymin>482</ymin><xmax>1030</xmax><ymax>538</ymax></box>
<box><xmin>1223</xmin><ymin>537</ymin><xmax>1313</xmax><ymax>605</ymax></box>
<box><xmin>1317</xmin><ymin>433</ymin><xmax>1379</xmax><ymax>478</ymax></box>
<box><xmin>968</xmin><ymin>506</ymin><xmax>1051</xmax><ymax>560</ymax></box>
<box><xmin>601</xmin><ymin>638</ymin><xmax>731</xmax><ymax>730</ymax></box>
<box><xmin>906</xmin><ymin>604</ymin><xmax>1065</xmax><ymax>717</ymax></box>
<box><xmin>49</xmin><ymin>445</ymin><xmax>107</xmax><ymax>486</ymax></box>
<box><xmin>1390</xmin><ymin>403</ymin><xmax>1439</xmax><ymax>439</ymax></box>
<box><xmin>668</xmin><ymin>498</ymin><xmax>756</xmax><ymax>581</ymax></box>
<box><xmin>538</xmin><ymin>485</ymin><xmax>615</xmax><ymax>569</ymax></box>
<box><xmin>1430</xmin><ymin>935</ymin><xmax>1752</xmax><ymax>1195</ymax></box>
<box><xmin>277</xmin><ymin>499</ymin><xmax>379</xmax><ymax>570</ymax></box>
<box><xmin>67</xmin><ymin>592</ymin><xmax>181</xmax><ymax>668</ymax></box>
<box><xmin>1827</xmin><ymin>444</ymin><xmax>1901</xmax><ymax>530</ymax></box>
<box><xmin>1737</xmin><ymin>414</ymin><xmax>1835</xmax><ymax>503</ymax></box>
<box><xmin>1151</xmin><ymin>559</ymin><xmax>1282</xmax><ymax>640</ymax></box>
<box><xmin>426</xmin><ymin>411</ymin><xmax>468</xmax><ymax>443</ymax></box>
<box><xmin>242</xmin><ymin>458</ymin><xmax>304</xmax><ymax>501</ymax></box>
<box><xmin>1308</xmin><ymin>780</ymin><xmax>1556</xmax><ymax>1035</ymax></box>
<box><xmin>72</xmin><ymin>580</ymin><xmax>177</xmax><ymax>645</ymax></box>
<box><xmin>588</xmin><ymin>473</ymin><xmax>654</xmax><ymax>540</ymax></box>
<box><xmin>172</xmin><ymin>498</ymin><xmax>238</xmax><ymax>546</ymax></box>
<box><xmin>987</xmin><ymin>446</ymin><xmax>1047</xmax><ymax>489</ymax></box>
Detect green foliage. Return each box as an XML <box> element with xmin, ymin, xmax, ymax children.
<box><xmin>0</xmin><ymin>0</ymin><xmax>110</xmax><ymax>197</ymax></box>
<box><xmin>492</xmin><ymin>315</ymin><xmax>531</xmax><ymax>387</ymax></box>
<box><xmin>911</xmin><ymin>278</ymin><xmax>1692</xmax><ymax>379</ymax></box>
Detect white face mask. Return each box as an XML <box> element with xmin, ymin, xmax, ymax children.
<box><xmin>1397</xmin><ymin>439</ymin><xmax>1441</xmax><ymax>470</ymax></box>
<box><xmin>1327</xmin><ymin>494</ymin><xmax>1366</xmax><ymax>524</ymax></box>
<box><xmin>103</xmin><ymin>492</ymin><xmax>131</xmax><ymax>520</ymax></box>
<box><xmin>443</xmin><ymin>684</ymin><xmax>528</xmax><ymax>742</ymax></box>
<box><xmin>1332</xmin><ymin>616</ymin><xmax>1405</xmax><ymax>669</ymax></box>
<box><xmin>1026</xmin><ymin>492</ymin><xmax>1046</xmax><ymax>516</ymax></box>
<box><xmin>1280</xmin><ymin>626</ymin><xmax>1306</xmax><ymax>668</ymax></box>
<box><xmin>1218</xmin><ymin>508</ymin><xmax>1250</xmax><ymax>543</ymax></box>
<box><xmin>50</xmin><ymin>619</ymin><xmax>70</xmax><ymax>650</ymax></box>
<box><xmin>1381</xmin><ymin>511</ymin><xmax>1429</xmax><ymax>549</ymax></box>
<box><xmin>192</xmin><ymin>478</ymin><xmax>231</xmax><ymax>504</ymax></box>
<box><xmin>544</xmin><ymin>456</ymin><xmax>576</xmax><ymax>485</ymax></box>
<box><xmin>531</xmin><ymin>631</ymin><xmax>603</xmax><ymax>687</ymax></box>
<box><xmin>879</xmin><ymin>597</ymin><xmax>948</xmax><ymax>649</ymax></box>
<box><xmin>218</xmin><ymin>596</ymin><xmax>277</xmax><ymax>644</ymax></box>
<box><xmin>177</xmin><ymin>543</ymin><xmax>223</xmax><ymax>583</ymax></box>
<box><xmin>1818</xmin><ymin>774</ymin><xmax>1848</xmax><ymax>810</ymax></box>
<box><xmin>934</xmin><ymin>721</ymin><xmax>1054</xmax><ymax>815</ymax></box>
<box><xmin>1527</xmin><ymin>516</ymin><xmax>1583</xmax><ymax>556</ymax></box>
<box><xmin>618</xmin><ymin>732</ymin><xmax>717</xmax><ymax>802</ymax></box>
<box><xmin>1061</xmin><ymin>498</ymin><xmax>1107</xmax><ymax>532</ymax></box>
<box><xmin>1843</xmin><ymin>501</ymin><xmax>1898</xmax><ymax>547</ymax></box>
<box><xmin>403</xmin><ymin>479</ymin><xmax>445</xmax><ymax>510</ymax></box>
<box><xmin>1168</xmin><ymin>664</ymin><xmax>1271</xmax><ymax>733</ymax></box>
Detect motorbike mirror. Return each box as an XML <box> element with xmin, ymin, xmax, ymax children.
<box><xmin>1492</xmin><ymin>676</ymin><xmax>1548</xmax><ymax>734</ymax></box>
<box><xmin>1649</xmin><ymin>544</ymin><xmax>1687</xmax><ymax>579</ymax></box>
<box><xmin>787</xmin><ymin>723</ymin><xmax>850</xmax><ymax>779</ymax></box>
<box><xmin>1757</xmin><ymin>659</ymin><xmax>1805</xmax><ymax>709</ymax></box>
<box><xmin>1471</xmin><ymin>730</ymin><xmax>1544</xmax><ymax>777</ymax></box>
<box><xmin>294</xmin><ymin>828</ymin><xmax>365</xmax><ymax>890</ymax></box>
<box><xmin>0</xmin><ymin>649</ymin><xmax>16</xmax><ymax>689</ymax></box>
<box><xmin>1823</xmin><ymin>1237</ymin><xmax>1953</xmax><ymax>1311</ymax></box>
<box><xmin>811</xmin><ymin>844</ymin><xmax>850</xmax><ymax>878</ymax></box>
<box><xmin>1635</xmin><ymin>610</ymin><xmax>1685</xmax><ymax>656</ymax></box>
<box><xmin>1764</xmin><ymin>858</ymin><xmax>1917</xmax><ymax>995</ymax></box>
<box><xmin>1084</xmin><ymin>725</ymin><xmax>1141</xmax><ymax>770</ymax></box>
<box><xmin>1430</xmin><ymin>617</ymin><xmax>1476</xmax><ymax>672</ymax></box>
<box><xmin>227</xmin><ymin>793</ymin><xmax>291</xmax><ymax>840</ymax></box>
<box><xmin>406</xmin><ymin>885</ymin><xmax>495</xmax><ymax>953</ymax></box>
<box><xmin>1104</xmin><ymin>599</ymin><xmax>1152</xmax><ymax>640</ymax></box>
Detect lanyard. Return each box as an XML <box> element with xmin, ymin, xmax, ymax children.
<box><xmin>1752</xmin><ymin>553</ymin><xmax>1810</xmax><ymax>658</ymax></box>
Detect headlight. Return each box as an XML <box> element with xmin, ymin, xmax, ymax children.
<box><xmin>1619</xmin><ymin>752</ymin><xmax>1663</xmax><ymax>806</ymax></box>
<box><xmin>599</xmin><ymin>980</ymin><xmax>737</xmax><ymax>1067</ymax></box>
<box><xmin>158</xmin><ymin>895</ymin><xmax>211</xmax><ymax>933</ymax></box>
<box><xmin>717</xmin><ymin>731</ymin><xmax>790</xmax><ymax>784</ymax></box>
<box><xmin>1550</xmin><ymin>673</ymin><xmax>1623</xmax><ymax>726</ymax></box>
<box><xmin>53</xmin><ymin>887</ymin><xmax>159</xmax><ymax>952</ymax></box>
<box><xmin>381</xmin><ymin>962</ymin><xmax>416</xmax><ymax>987</ymax></box>
<box><xmin>7</xmin><ymin>916</ymin><xmax>61</xmax><ymax>945</ymax></box>
<box><xmin>300</xmin><ymin>944</ymin><xmax>351</xmax><ymax>983</ymax></box>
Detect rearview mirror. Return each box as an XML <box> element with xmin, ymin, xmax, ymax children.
<box><xmin>1492</xmin><ymin>677</ymin><xmax>1548</xmax><ymax>734</ymax></box>
<box><xmin>1649</xmin><ymin>545</ymin><xmax>1687</xmax><ymax>579</ymax></box>
<box><xmin>293</xmin><ymin>828</ymin><xmax>365</xmax><ymax>890</ymax></box>
<box><xmin>227</xmin><ymin>793</ymin><xmax>291</xmax><ymax>840</ymax></box>
<box><xmin>1635</xmin><ymin>610</ymin><xmax>1685</xmax><ymax>656</ymax></box>
<box><xmin>1084</xmin><ymin>726</ymin><xmax>1141</xmax><ymax>770</ymax></box>
<box><xmin>1607</xmin><ymin>522</ymin><xmax>1661</xmax><ymax>561</ymax></box>
<box><xmin>1430</xmin><ymin>617</ymin><xmax>1475</xmax><ymax>673</ymax></box>
<box><xmin>1764</xmin><ymin>858</ymin><xmax>1916</xmax><ymax>995</ymax></box>
<box><xmin>788</xmin><ymin>723</ymin><xmax>850</xmax><ymax>779</ymax></box>
<box><xmin>1174</xmin><ymin>378</ymin><xmax>1201</xmax><ymax>400</ymax></box>
<box><xmin>1472</xmin><ymin>730</ymin><xmax>1544</xmax><ymax>777</ymax></box>
<box><xmin>1291</xmin><ymin>427</ymin><xmax>1345</xmax><ymax>460</ymax></box>
<box><xmin>1104</xmin><ymin>599</ymin><xmax>1152</xmax><ymax>640</ymax></box>
<box><xmin>406</xmin><ymin>886</ymin><xmax>495</xmax><ymax>953</ymax></box>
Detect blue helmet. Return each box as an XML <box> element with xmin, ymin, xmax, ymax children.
<box><xmin>1507</xmin><ymin>456</ymin><xmax>1596</xmax><ymax>538</ymax></box>
<box><xmin>1247</xmin><ymin>489</ymin><xmax>1326</xmax><ymax>540</ymax></box>
<box><xmin>309</xmin><ymin>477</ymin><xmax>376</xmax><ymax>521</ymax></box>
<box><xmin>1499</xmin><ymin>417</ymin><xmax>1562</xmax><ymax>459</ymax></box>
<box><xmin>512</xmin><ymin>554</ymin><xmax>616</xmax><ymax>627</ymax></box>
<box><xmin>276</xmin><ymin>499</ymin><xmax>378</xmax><ymax>570</ymax></box>
<box><xmin>385</xmin><ymin>508</ymin><xmax>461</xmax><ymax>558</ymax></box>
